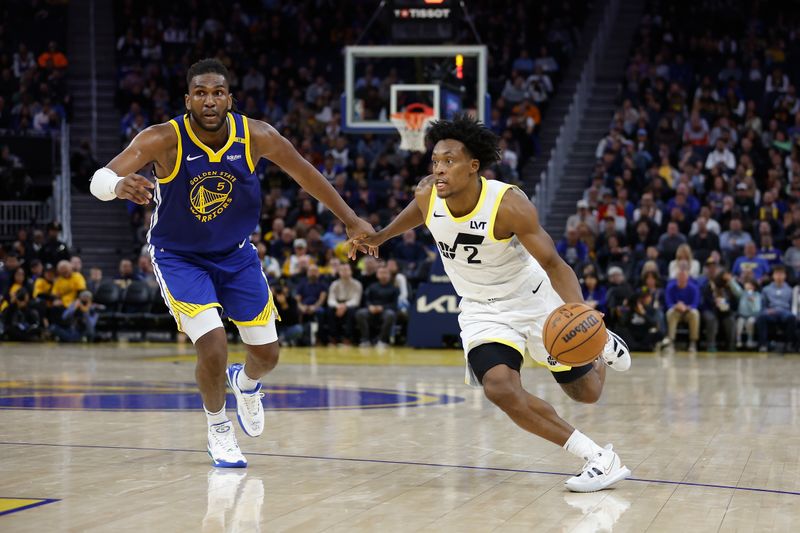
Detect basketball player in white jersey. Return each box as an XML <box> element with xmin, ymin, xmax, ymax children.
<box><xmin>351</xmin><ymin>115</ymin><xmax>631</xmax><ymax>492</ymax></box>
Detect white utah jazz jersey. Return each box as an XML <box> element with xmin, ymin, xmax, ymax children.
<box><xmin>425</xmin><ymin>177</ymin><xmax>546</xmax><ymax>301</ymax></box>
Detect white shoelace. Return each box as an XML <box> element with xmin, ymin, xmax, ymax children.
<box><xmin>210</xmin><ymin>426</ymin><xmax>240</xmax><ymax>454</ymax></box>
<box><xmin>241</xmin><ymin>391</ymin><xmax>265</xmax><ymax>417</ymax></box>
<box><xmin>578</xmin><ymin>451</ymin><xmax>610</xmax><ymax>478</ymax></box>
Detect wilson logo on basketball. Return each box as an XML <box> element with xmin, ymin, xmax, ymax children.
<box><xmin>561</xmin><ymin>314</ymin><xmax>600</xmax><ymax>343</ymax></box>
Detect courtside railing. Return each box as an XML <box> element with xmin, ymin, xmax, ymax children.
<box><xmin>534</xmin><ymin>0</ymin><xmax>620</xmax><ymax>227</ymax></box>
<box><xmin>0</xmin><ymin>201</ymin><xmax>53</xmax><ymax>241</ymax></box>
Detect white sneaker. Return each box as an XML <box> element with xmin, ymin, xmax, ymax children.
<box><xmin>565</xmin><ymin>444</ymin><xmax>630</xmax><ymax>492</ymax></box>
<box><xmin>226</xmin><ymin>363</ymin><xmax>264</xmax><ymax>437</ymax></box>
<box><xmin>601</xmin><ymin>330</ymin><xmax>631</xmax><ymax>371</ymax></box>
<box><xmin>207</xmin><ymin>420</ymin><xmax>247</xmax><ymax>468</ymax></box>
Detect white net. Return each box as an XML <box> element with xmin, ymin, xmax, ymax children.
<box><xmin>391</xmin><ymin>110</ymin><xmax>436</xmax><ymax>153</ymax></box>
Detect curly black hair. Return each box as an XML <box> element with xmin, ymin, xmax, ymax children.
<box><xmin>186</xmin><ymin>58</ymin><xmax>230</xmax><ymax>88</ymax></box>
<box><xmin>425</xmin><ymin>113</ymin><xmax>500</xmax><ymax>170</ymax></box>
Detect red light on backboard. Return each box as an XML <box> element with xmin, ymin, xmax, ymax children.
<box><xmin>424</xmin><ymin>0</ymin><xmax>446</xmax><ymax>4</ymax></box>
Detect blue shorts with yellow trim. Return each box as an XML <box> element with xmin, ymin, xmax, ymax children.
<box><xmin>150</xmin><ymin>242</ymin><xmax>273</xmax><ymax>331</ymax></box>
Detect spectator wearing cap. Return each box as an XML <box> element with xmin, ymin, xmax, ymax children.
<box><xmin>664</xmin><ymin>264</ymin><xmax>701</xmax><ymax>352</ymax></box>
<box><xmin>605</xmin><ymin>266</ymin><xmax>634</xmax><ymax>330</ymax></box>
<box><xmin>732</xmin><ymin>242</ymin><xmax>771</xmax><ymax>284</ymax></box>
<box><xmin>657</xmin><ymin>222</ymin><xmax>687</xmax><ymax>262</ymax></box>
<box><xmin>556</xmin><ymin>228</ymin><xmax>588</xmax><ymax>271</ymax></box>
<box><xmin>41</xmin><ymin>224</ymin><xmax>70</xmax><ymax>266</ymax></box>
<box><xmin>758</xmin><ymin>265</ymin><xmax>795</xmax><ymax>352</ymax></box>
<box><xmin>285</xmin><ymin>238</ymin><xmax>314</xmax><ymax>277</ymax></box>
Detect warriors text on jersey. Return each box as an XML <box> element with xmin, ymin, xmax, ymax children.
<box><xmin>148</xmin><ymin>112</ymin><xmax>261</xmax><ymax>253</ymax></box>
<box><xmin>425</xmin><ymin>177</ymin><xmax>547</xmax><ymax>301</ymax></box>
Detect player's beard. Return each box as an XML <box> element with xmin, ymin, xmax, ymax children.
<box><xmin>191</xmin><ymin>109</ymin><xmax>227</xmax><ymax>132</ymax></box>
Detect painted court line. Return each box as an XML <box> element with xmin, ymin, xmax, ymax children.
<box><xmin>0</xmin><ymin>498</ymin><xmax>59</xmax><ymax>517</ymax></box>
<box><xmin>2</xmin><ymin>441</ymin><xmax>799</xmax><ymax>498</ymax></box>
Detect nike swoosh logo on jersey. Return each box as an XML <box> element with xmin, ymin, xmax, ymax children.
<box><xmin>432</xmin><ymin>212</ymin><xmax>446</xmax><ymax>217</ymax></box>
<box><xmin>531</xmin><ymin>280</ymin><xmax>544</xmax><ymax>294</ymax></box>
<box><xmin>186</xmin><ymin>154</ymin><xmax>203</xmax><ymax>161</ymax></box>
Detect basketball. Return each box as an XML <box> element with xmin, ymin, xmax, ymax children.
<box><xmin>543</xmin><ymin>303</ymin><xmax>607</xmax><ymax>366</ymax></box>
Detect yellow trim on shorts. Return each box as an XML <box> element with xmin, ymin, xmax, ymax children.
<box><xmin>229</xmin><ymin>290</ymin><xmax>282</xmax><ymax>327</ymax></box>
<box><xmin>162</xmin><ymin>284</ymin><xmax>221</xmax><ymax>331</ymax></box>
<box><xmin>534</xmin><ymin>360</ymin><xmax>573</xmax><ymax>372</ymax></box>
<box><xmin>424</xmin><ymin>184</ymin><xmax>437</xmax><ymax>226</ymax></box>
<box><xmin>481</xmin><ymin>337</ymin><xmax>524</xmax><ymax>356</ymax></box>
<box><xmin>242</xmin><ymin>115</ymin><xmax>256</xmax><ymax>173</ymax></box>
<box><xmin>487</xmin><ymin>184</ymin><xmax>515</xmax><ymax>243</ymax></box>
<box><xmin>157</xmin><ymin>120</ymin><xmax>182</xmax><ymax>184</ymax></box>
<box><xmin>184</xmin><ymin>113</ymin><xmax>236</xmax><ymax>162</ymax></box>
<box><xmin>443</xmin><ymin>176</ymin><xmax>488</xmax><ymax>223</ymax></box>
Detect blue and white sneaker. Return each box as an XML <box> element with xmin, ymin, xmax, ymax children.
<box><xmin>207</xmin><ymin>420</ymin><xmax>247</xmax><ymax>468</ymax></box>
<box><xmin>226</xmin><ymin>363</ymin><xmax>265</xmax><ymax>437</ymax></box>
<box><xmin>602</xmin><ymin>330</ymin><xmax>631</xmax><ymax>371</ymax></box>
<box><xmin>565</xmin><ymin>444</ymin><xmax>630</xmax><ymax>493</ymax></box>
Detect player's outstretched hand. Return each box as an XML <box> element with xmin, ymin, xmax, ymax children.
<box><xmin>114</xmin><ymin>173</ymin><xmax>154</xmax><ymax>205</ymax></box>
<box><xmin>346</xmin><ymin>218</ymin><xmax>379</xmax><ymax>259</ymax></box>
<box><xmin>347</xmin><ymin>231</ymin><xmax>385</xmax><ymax>260</ymax></box>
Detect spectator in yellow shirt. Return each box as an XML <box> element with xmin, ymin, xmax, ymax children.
<box><xmin>52</xmin><ymin>260</ymin><xmax>86</xmax><ymax>306</ymax></box>
<box><xmin>33</xmin><ymin>264</ymin><xmax>56</xmax><ymax>299</ymax></box>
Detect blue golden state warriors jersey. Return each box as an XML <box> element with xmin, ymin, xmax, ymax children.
<box><xmin>148</xmin><ymin>112</ymin><xmax>261</xmax><ymax>253</ymax></box>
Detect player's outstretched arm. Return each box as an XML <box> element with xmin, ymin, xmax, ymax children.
<box><xmin>348</xmin><ymin>175</ymin><xmax>434</xmax><ymax>258</ymax></box>
<box><xmin>495</xmin><ymin>188</ymin><xmax>584</xmax><ymax>304</ymax></box>
<box><xmin>91</xmin><ymin>124</ymin><xmax>177</xmax><ymax>204</ymax></box>
<box><xmin>248</xmin><ymin>119</ymin><xmax>375</xmax><ymax>249</ymax></box>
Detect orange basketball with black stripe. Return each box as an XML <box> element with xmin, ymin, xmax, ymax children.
<box><xmin>543</xmin><ymin>303</ymin><xmax>607</xmax><ymax>366</ymax></box>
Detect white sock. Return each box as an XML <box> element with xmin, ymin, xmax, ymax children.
<box><xmin>204</xmin><ymin>404</ymin><xmax>228</xmax><ymax>426</ymax></box>
<box><xmin>564</xmin><ymin>429</ymin><xmax>604</xmax><ymax>460</ymax></box>
<box><xmin>236</xmin><ymin>365</ymin><xmax>260</xmax><ymax>392</ymax></box>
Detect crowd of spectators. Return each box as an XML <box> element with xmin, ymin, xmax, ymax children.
<box><xmin>0</xmin><ymin>1</ymin><xmax>71</xmax><ymax>200</ymax></box>
<box><xmin>55</xmin><ymin>0</ymin><xmax>586</xmax><ymax>345</ymax></box>
<box><xmin>555</xmin><ymin>0</ymin><xmax>800</xmax><ymax>353</ymax></box>
<box><xmin>0</xmin><ymin>1</ymin><xmax>70</xmax><ymax>134</ymax></box>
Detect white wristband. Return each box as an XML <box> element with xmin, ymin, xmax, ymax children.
<box><xmin>90</xmin><ymin>167</ymin><xmax>124</xmax><ymax>201</ymax></box>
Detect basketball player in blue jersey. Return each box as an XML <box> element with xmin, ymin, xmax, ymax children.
<box><xmin>351</xmin><ymin>114</ymin><xmax>631</xmax><ymax>492</ymax></box>
<box><xmin>90</xmin><ymin>58</ymin><xmax>375</xmax><ymax>468</ymax></box>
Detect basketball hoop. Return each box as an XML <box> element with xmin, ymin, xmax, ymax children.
<box><xmin>391</xmin><ymin>103</ymin><xmax>436</xmax><ymax>153</ymax></box>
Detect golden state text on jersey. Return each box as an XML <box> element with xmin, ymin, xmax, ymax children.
<box><xmin>148</xmin><ymin>112</ymin><xmax>261</xmax><ymax>253</ymax></box>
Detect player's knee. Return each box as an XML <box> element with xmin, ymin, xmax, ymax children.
<box><xmin>482</xmin><ymin>368</ymin><xmax>522</xmax><ymax>409</ymax></box>
<box><xmin>574</xmin><ymin>388</ymin><xmax>601</xmax><ymax>404</ymax></box>
<box><xmin>247</xmin><ymin>342</ymin><xmax>279</xmax><ymax>369</ymax></box>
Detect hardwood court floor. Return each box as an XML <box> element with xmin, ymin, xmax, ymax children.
<box><xmin>1</xmin><ymin>342</ymin><xmax>799</xmax><ymax>532</ymax></box>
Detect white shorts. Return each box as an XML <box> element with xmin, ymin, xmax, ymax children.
<box><xmin>459</xmin><ymin>275</ymin><xmax>573</xmax><ymax>387</ymax></box>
